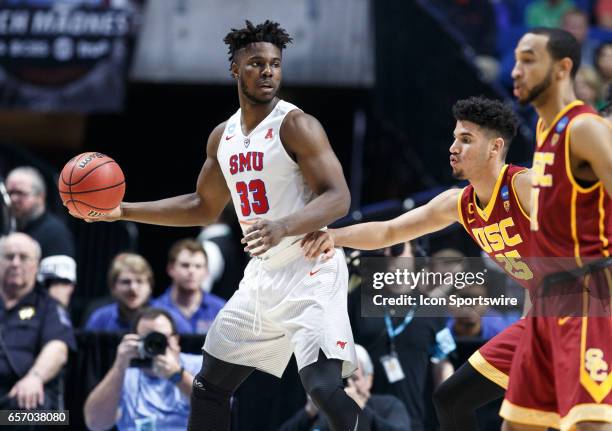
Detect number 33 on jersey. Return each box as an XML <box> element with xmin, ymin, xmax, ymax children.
<box><xmin>217</xmin><ymin>100</ymin><xmax>316</xmax><ymax>257</ymax></box>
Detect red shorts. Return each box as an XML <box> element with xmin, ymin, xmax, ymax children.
<box><xmin>501</xmin><ymin>315</ymin><xmax>612</xmax><ymax>430</ymax></box>
<box><xmin>501</xmin><ymin>263</ymin><xmax>612</xmax><ymax>430</ymax></box>
<box><xmin>468</xmin><ymin>319</ymin><xmax>525</xmax><ymax>390</ymax></box>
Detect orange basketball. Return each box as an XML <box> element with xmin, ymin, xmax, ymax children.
<box><xmin>59</xmin><ymin>152</ymin><xmax>125</xmax><ymax>218</ymax></box>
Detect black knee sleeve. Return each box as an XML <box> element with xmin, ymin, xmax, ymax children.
<box><xmin>188</xmin><ymin>352</ymin><xmax>254</xmax><ymax>431</ymax></box>
<box><xmin>300</xmin><ymin>351</ymin><xmax>361</xmax><ymax>431</ymax></box>
<box><xmin>188</xmin><ymin>373</ymin><xmax>233</xmax><ymax>431</ymax></box>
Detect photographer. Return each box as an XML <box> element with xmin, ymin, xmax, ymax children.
<box><xmin>83</xmin><ymin>308</ymin><xmax>200</xmax><ymax>431</ymax></box>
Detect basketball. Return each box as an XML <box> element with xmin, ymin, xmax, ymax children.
<box><xmin>59</xmin><ymin>152</ymin><xmax>125</xmax><ymax>218</ymax></box>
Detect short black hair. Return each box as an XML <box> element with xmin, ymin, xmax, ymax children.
<box><xmin>223</xmin><ymin>20</ymin><xmax>292</xmax><ymax>64</ymax></box>
<box><xmin>132</xmin><ymin>307</ymin><xmax>178</xmax><ymax>335</ymax></box>
<box><xmin>452</xmin><ymin>96</ymin><xmax>519</xmax><ymax>158</ymax></box>
<box><xmin>528</xmin><ymin>27</ymin><xmax>581</xmax><ymax>78</ymax></box>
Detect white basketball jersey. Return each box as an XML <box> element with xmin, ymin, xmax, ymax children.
<box><xmin>217</xmin><ymin>100</ymin><xmax>315</xmax><ymax>261</ymax></box>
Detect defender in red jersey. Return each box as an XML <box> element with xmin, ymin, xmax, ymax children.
<box><xmin>302</xmin><ymin>97</ymin><xmax>535</xmax><ymax>430</ymax></box>
<box><xmin>501</xmin><ymin>28</ymin><xmax>612</xmax><ymax>431</ymax></box>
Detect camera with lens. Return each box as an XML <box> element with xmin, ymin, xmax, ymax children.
<box><xmin>129</xmin><ymin>331</ymin><xmax>168</xmax><ymax>368</ymax></box>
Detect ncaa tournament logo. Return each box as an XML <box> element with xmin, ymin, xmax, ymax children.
<box><xmin>501</xmin><ymin>185</ymin><xmax>510</xmax><ymax>212</ymax></box>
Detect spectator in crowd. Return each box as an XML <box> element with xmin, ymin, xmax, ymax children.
<box><xmin>81</xmin><ymin>254</ymin><xmax>137</xmax><ymax>327</ymax></box>
<box><xmin>595</xmin><ymin>41</ymin><xmax>612</xmax><ymax>96</ymax></box>
<box><xmin>6</xmin><ymin>167</ymin><xmax>76</xmax><ymax>306</ymax></box>
<box><xmin>37</xmin><ymin>255</ymin><xmax>76</xmax><ymax>308</ymax></box>
<box><xmin>84</xmin><ymin>307</ymin><xmax>200</xmax><ymax>431</ymax></box>
<box><xmin>595</xmin><ymin>0</ymin><xmax>612</xmax><ymax>29</ymax></box>
<box><xmin>525</xmin><ymin>0</ymin><xmax>576</xmax><ymax>28</ymax></box>
<box><xmin>152</xmin><ymin>239</ymin><xmax>225</xmax><ymax>334</ymax></box>
<box><xmin>0</xmin><ymin>233</ymin><xmax>75</xmax><ymax>412</ymax></box>
<box><xmin>85</xmin><ymin>253</ymin><xmax>153</xmax><ymax>332</ymax></box>
<box><xmin>561</xmin><ymin>8</ymin><xmax>597</xmax><ymax>67</ymax></box>
<box><xmin>85</xmin><ymin>253</ymin><xmax>190</xmax><ymax>333</ymax></box>
<box><xmin>278</xmin><ymin>344</ymin><xmax>411</xmax><ymax>431</ymax></box>
<box><xmin>446</xmin><ymin>284</ymin><xmax>507</xmax><ymax>339</ymax></box>
<box><xmin>575</xmin><ymin>66</ymin><xmax>606</xmax><ymax>109</ymax></box>
<box><xmin>6</xmin><ymin>167</ymin><xmax>75</xmax><ymax>258</ymax></box>
<box><xmin>348</xmin><ymin>242</ymin><xmax>455</xmax><ymax>431</ymax></box>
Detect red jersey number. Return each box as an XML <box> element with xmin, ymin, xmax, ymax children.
<box><xmin>236</xmin><ymin>180</ymin><xmax>270</xmax><ymax>216</ymax></box>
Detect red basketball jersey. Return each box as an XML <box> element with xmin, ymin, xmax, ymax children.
<box><xmin>531</xmin><ymin>101</ymin><xmax>612</xmax><ymax>262</ymax></box>
<box><xmin>458</xmin><ymin>164</ymin><xmax>534</xmax><ymax>288</ymax></box>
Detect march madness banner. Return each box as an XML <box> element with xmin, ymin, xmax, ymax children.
<box><xmin>0</xmin><ymin>0</ymin><xmax>142</xmax><ymax>112</ymax></box>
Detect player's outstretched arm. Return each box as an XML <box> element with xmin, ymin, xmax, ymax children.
<box><xmin>243</xmin><ymin>111</ymin><xmax>351</xmax><ymax>255</ymax></box>
<box><xmin>569</xmin><ymin>115</ymin><xmax>612</xmax><ymax>197</ymax></box>
<box><xmin>302</xmin><ymin>189</ymin><xmax>460</xmax><ymax>258</ymax></box>
<box><xmin>117</xmin><ymin>123</ymin><xmax>232</xmax><ymax>227</ymax></box>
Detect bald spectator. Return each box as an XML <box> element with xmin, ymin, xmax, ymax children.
<box><xmin>6</xmin><ymin>167</ymin><xmax>76</xmax><ymax>306</ymax></box>
<box><xmin>0</xmin><ymin>233</ymin><xmax>75</xmax><ymax>413</ymax></box>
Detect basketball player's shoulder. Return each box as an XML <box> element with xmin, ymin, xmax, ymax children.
<box><xmin>281</xmin><ymin>109</ymin><xmax>323</xmax><ymax>135</ymax></box>
<box><xmin>568</xmin><ymin>114</ymin><xmax>612</xmax><ymax>159</ymax></box>
<box><xmin>206</xmin><ymin>121</ymin><xmax>228</xmax><ymax>156</ymax></box>
<box><xmin>280</xmin><ymin>109</ymin><xmax>327</xmax><ymax>152</ymax></box>
<box><xmin>510</xmin><ymin>165</ymin><xmax>531</xmax><ymax>188</ymax></box>
<box><xmin>509</xmin><ymin>165</ymin><xmax>532</xmax><ymax>216</ymax></box>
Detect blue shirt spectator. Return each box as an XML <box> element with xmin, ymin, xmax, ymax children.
<box><xmin>116</xmin><ymin>352</ymin><xmax>201</xmax><ymax>431</ymax></box>
<box><xmin>86</xmin><ymin>301</ymin><xmax>191</xmax><ymax>334</ymax></box>
<box><xmin>153</xmin><ymin>288</ymin><xmax>225</xmax><ymax>334</ymax></box>
<box><xmin>151</xmin><ymin>238</ymin><xmax>226</xmax><ymax>334</ymax></box>
<box><xmin>447</xmin><ymin>308</ymin><xmax>509</xmax><ymax>340</ymax></box>
<box><xmin>84</xmin><ymin>253</ymin><xmax>156</xmax><ymax>332</ymax></box>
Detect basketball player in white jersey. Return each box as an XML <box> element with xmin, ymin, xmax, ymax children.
<box><xmin>68</xmin><ymin>21</ymin><xmax>362</xmax><ymax>431</ymax></box>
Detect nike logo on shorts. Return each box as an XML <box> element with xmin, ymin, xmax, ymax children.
<box><xmin>309</xmin><ymin>269</ymin><xmax>321</xmax><ymax>276</ymax></box>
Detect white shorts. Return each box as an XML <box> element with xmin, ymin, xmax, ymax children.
<box><xmin>203</xmin><ymin>249</ymin><xmax>357</xmax><ymax>378</ymax></box>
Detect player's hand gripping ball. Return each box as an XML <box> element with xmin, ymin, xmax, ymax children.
<box><xmin>59</xmin><ymin>152</ymin><xmax>125</xmax><ymax>219</ymax></box>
